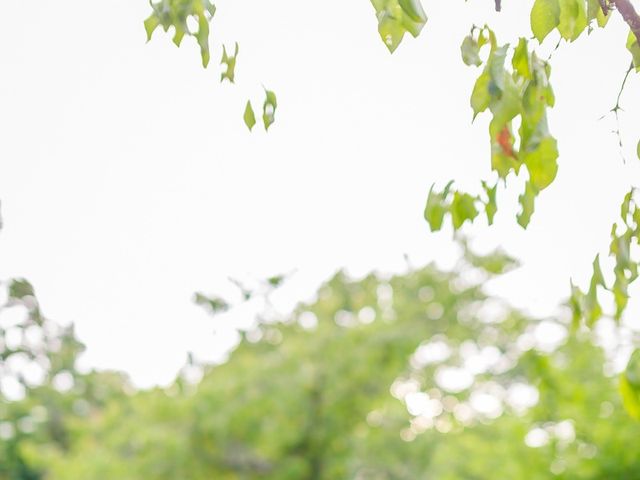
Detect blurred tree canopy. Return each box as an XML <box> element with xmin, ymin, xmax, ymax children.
<box><xmin>2</xmin><ymin>247</ymin><xmax>640</xmax><ymax>478</ymax></box>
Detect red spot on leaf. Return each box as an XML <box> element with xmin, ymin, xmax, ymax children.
<box><xmin>497</xmin><ymin>125</ymin><xmax>516</xmax><ymax>158</ymax></box>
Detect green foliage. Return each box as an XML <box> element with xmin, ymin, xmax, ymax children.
<box><xmin>262</xmin><ymin>89</ymin><xmax>278</xmax><ymax>131</ymax></box>
<box><xmin>531</xmin><ymin>0</ymin><xmax>561</xmax><ymax>42</ymax></box>
<box><xmin>371</xmin><ymin>0</ymin><xmax>427</xmax><ymax>53</ymax></box>
<box><xmin>243</xmin><ymin>101</ymin><xmax>257</xmax><ymax>131</ymax></box>
<box><xmin>193</xmin><ymin>292</ymin><xmax>229</xmax><ymax>315</ymax></box>
<box><xmin>621</xmin><ymin>350</ymin><xmax>640</xmax><ymax>420</ymax></box>
<box><xmin>7</xmin><ymin>253</ymin><xmax>640</xmax><ymax>478</ymax></box>
<box><xmin>144</xmin><ymin>0</ymin><xmax>216</xmax><ymax>67</ymax></box>
<box><xmin>0</xmin><ymin>279</ymin><xmax>130</xmax><ymax>480</ymax></box>
<box><xmin>628</xmin><ymin>31</ymin><xmax>640</xmax><ymax>71</ymax></box>
<box><xmin>220</xmin><ymin>43</ymin><xmax>239</xmax><ymax>83</ymax></box>
<box><xmin>570</xmin><ymin>189</ymin><xmax>640</xmax><ymax>328</ymax></box>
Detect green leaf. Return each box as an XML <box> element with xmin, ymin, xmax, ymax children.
<box><xmin>451</xmin><ymin>192</ymin><xmax>479</xmax><ymax>230</ymax></box>
<box><xmin>621</xmin><ymin>189</ymin><xmax>633</xmax><ymax>223</ymax></box>
<box><xmin>263</xmin><ymin>89</ymin><xmax>277</xmax><ymax>130</ymax></box>
<box><xmin>512</xmin><ymin>38</ymin><xmax>531</xmax><ymax>79</ymax></box>
<box><xmin>637</xmin><ymin>139</ymin><xmax>640</xmax><ymax>160</ymax></box>
<box><xmin>523</xmin><ymin>136</ymin><xmax>559</xmax><ymax>190</ymax></box>
<box><xmin>596</xmin><ymin>7</ymin><xmax>610</xmax><ymax>27</ymax></box>
<box><xmin>144</xmin><ymin>14</ymin><xmax>160</xmax><ymax>42</ymax></box>
<box><xmin>531</xmin><ymin>0</ymin><xmax>561</xmax><ymax>43</ymax></box>
<box><xmin>591</xmin><ymin>254</ymin><xmax>606</xmax><ymax>288</ymax></box>
<box><xmin>558</xmin><ymin>0</ymin><xmax>588</xmax><ymax>41</ymax></box>
<box><xmin>8</xmin><ymin>278</ymin><xmax>35</xmax><ymax>300</ymax></box>
<box><xmin>587</xmin><ymin>0</ymin><xmax>611</xmax><ymax>27</ymax></box>
<box><xmin>243</xmin><ymin>101</ymin><xmax>256</xmax><ymax>131</ymax></box>
<box><xmin>220</xmin><ymin>42</ymin><xmax>239</xmax><ymax>83</ymax></box>
<box><xmin>482</xmin><ymin>180</ymin><xmax>498</xmax><ymax>225</ymax></box>
<box><xmin>194</xmin><ymin>293</ymin><xmax>230</xmax><ymax>315</ymax></box>
<box><xmin>398</xmin><ymin>0</ymin><xmax>427</xmax><ymax>23</ymax></box>
<box><xmin>471</xmin><ymin>71</ymin><xmax>491</xmax><ymax>118</ymax></box>
<box><xmin>461</xmin><ymin>35</ymin><xmax>482</xmax><ymax>67</ymax></box>
<box><xmin>424</xmin><ymin>185</ymin><xmax>449</xmax><ymax>231</ymax></box>
<box><xmin>267</xmin><ymin>275</ymin><xmax>285</xmax><ymax>288</ymax></box>
<box><xmin>627</xmin><ymin>31</ymin><xmax>640</xmax><ymax>71</ymax></box>
<box><xmin>196</xmin><ymin>12</ymin><xmax>210</xmax><ymax>67</ymax></box>
<box><xmin>377</xmin><ymin>14</ymin><xmax>405</xmax><ymax>53</ymax></box>
<box><xmin>489</xmin><ymin>75</ymin><xmax>522</xmax><ymax>132</ymax></box>
<box><xmin>517</xmin><ymin>181</ymin><xmax>538</xmax><ymax>228</ymax></box>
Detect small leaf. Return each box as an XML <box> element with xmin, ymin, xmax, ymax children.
<box><xmin>627</xmin><ymin>32</ymin><xmax>640</xmax><ymax>71</ymax></box>
<box><xmin>523</xmin><ymin>136</ymin><xmax>559</xmax><ymax>190</ymax></box>
<box><xmin>512</xmin><ymin>38</ymin><xmax>531</xmax><ymax>78</ymax></box>
<box><xmin>8</xmin><ymin>278</ymin><xmax>35</xmax><ymax>300</ymax></box>
<box><xmin>267</xmin><ymin>275</ymin><xmax>285</xmax><ymax>288</ymax></box>
<box><xmin>194</xmin><ymin>293</ymin><xmax>230</xmax><ymax>315</ymax></box>
<box><xmin>482</xmin><ymin>180</ymin><xmax>498</xmax><ymax>225</ymax></box>
<box><xmin>424</xmin><ymin>185</ymin><xmax>449</xmax><ymax>231</ymax></box>
<box><xmin>637</xmin><ymin>139</ymin><xmax>640</xmax><ymax>160</ymax></box>
<box><xmin>262</xmin><ymin>89</ymin><xmax>277</xmax><ymax>131</ymax></box>
<box><xmin>596</xmin><ymin>6</ymin><xmax>610</xmax><ymax>27</ymax></box>
<box><xmin>220</xmin><ymin>42</ymin><xmax>239</xmax><ymax>83</ymax></box>
<box><xmin>531</xmin><ymin>0</ymin><xmax>561</xmax><ymax>43</ymax></box>
<box><xmin>558</xmin><ymin>0</ymin><xmax>588</xmax><ymax>41</ymax></box>
<box><xmin>461</xmin><ymin>35</ymin><xmax>482</xmax><ymax>67</ymax></box>
<box><xmin>144</xmin><ymin>14</ymin><xmax>160</xmax><ymax>42</ymax></box>
<box><xmin>591</xmin><ymin>254</ymin><xmax>606</xmax><ymax>288</ymax></box>
<box><xmin>372</xmin><ymin>0</ymin><xmax>427</xmax><ymax>52</ymax></box>
<box><xmin>451</xmin><ymin>192</ymin><xmax>479</xmax><ymax>230</ymax></box>
<box><xmin>377</xmin><ymin>14</ymin><xmax>406</xmax><ymax>53</ymax></box>
<box><xmin>517</xmin><ymin>181</ymin><xmax>538</xmax><ymax>228</ymax></box>
<box><xmin>471</xmin><ymin>71</ymin><xmax>491</xmax><ymax>118</ymax></box>
<box><xmin>398</xmin><ymin>0</ymin><xmax>427</xmax><ymax>23</ymax></box>
<box><xmin>243</xmin><ymin>101</ymin><xmax>256</xmax><ymax>131</ymax></box>
<box><xmin>196</xmin><ymin>12</ymin><xmax>210</xmax><ymax>67</ymax></box>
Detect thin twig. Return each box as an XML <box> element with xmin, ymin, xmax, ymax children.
<box><xmin>610</xmin><ymin>62</ymin><xmax>634</xmax><ymax>162</ymax></box>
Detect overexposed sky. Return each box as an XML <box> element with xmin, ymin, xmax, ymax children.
<box><xmin>1</xmin><ymin>1</ymin><xmax>639</xmax><ymax>386</ymax></box>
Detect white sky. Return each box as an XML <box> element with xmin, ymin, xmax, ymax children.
<box><xmin>1</xmin><ymin>1</ymin><xmax>639</xmax><ymax>387</ymax></box>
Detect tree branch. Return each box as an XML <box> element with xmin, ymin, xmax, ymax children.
<box><xmin>612</xmin><ymin>0</ymin><xmax>640</xmax><ymax>44</ymax></box>
<box><xmin>495</xmin><ymin>0</ymin><xmax>501</xmax><ymax>12</ymax></box>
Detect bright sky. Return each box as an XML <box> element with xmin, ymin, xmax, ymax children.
<box><xmin>1</xmin><ymin>1</ymin><xmax>639</xmax><ymax>387</ymax></box>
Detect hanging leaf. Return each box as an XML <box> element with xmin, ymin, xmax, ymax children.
<box><xmin>262</xmin><ymin>89</ymin><xmax>278</xmax><ymax>130</ymax></box>
<box><xmin>451</xmin><ymin>192</ymin><xmax>479</xmax><ymax>230</ymax></box>
<box><xmin>371</xmin><ymin>0</ymin><xmax>427</xmax><ymax>53</ymax></box>
<box><xmin>8</xmin><ymin>278</ymin><xmax>35</xmax><ymax>300</ymax></box>
<box><xmin>481</xmin><ymin>180</ymin><xmax>498</xmax><ymax>225</ymax></box>
<box><xmin>145</xmin><ymin>0</ymin><xmax>216</xmax><ymax>68</ymax></box>
<box><xmin>194</xmin><ymin>292</ymin><xmax>230</xmax><ymax>315</ymax></box>
<box><xmin>531</xmin><ymin>0</ymin><xmax>561</xmax><ymax>42</ymax></box>
<box><xmin>517</xmin><ymin>181</ymin><xmax>537</xmax><ymax>228</ymax></box>
<box><xmin>461</xmin><ymin>35</ymin><xmax>482</xmax><ymax>67</ymax></box>
<box><xmin>558</xmin><ymin>0</ymin><xmax>588</xmax><ymax>41</ymax></box>
<box><xmin>627</xmin><ymin>31</ymin><xmax>640</xmax><ymax>71</ymax></box>
<box><xmin>220</xmin><ymin>42</ymin><xmax>239</xmax><ymax>83</ymax></box>
<box><xmin>243</xmin><ymin>101</ymin><xmax>256</xmax><ymax>131</ymax></box>
<box><xmin>424</xmin><ymin>184</ymin><xmax>450</xmax><ymax>231</ymax></box>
